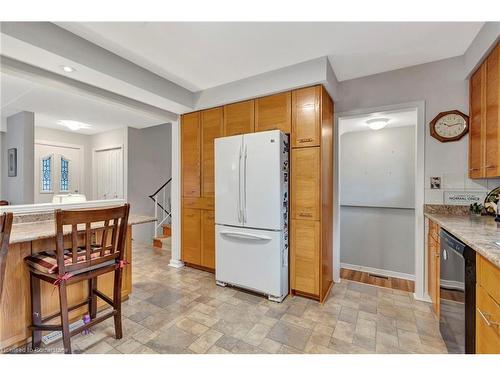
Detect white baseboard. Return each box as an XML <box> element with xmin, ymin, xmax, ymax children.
<box><xmin>414</xmin><ymin>292</ymin><xmax>432</xmax><ymax>303</ymax></box>
<box><xmin>168</xmin><ymin>259</ymin><xmax>185</xmax><ymax>268</ymax></box>
<box><xmin>340</xmin><ymin>263</ymin><xmax>415</xmax><ymax>281</ymax></box>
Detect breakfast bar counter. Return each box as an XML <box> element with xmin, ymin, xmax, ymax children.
<box><xmin>0</xmin><ymin>214</ymin><xmax>155</xmax><ymax>351</ymax></box>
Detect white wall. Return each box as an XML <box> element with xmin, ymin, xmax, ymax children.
<box><xmin>2</xmin><ymin>111</ymin><xmax>35</xmax><ymax>205</ymax></box>
<box><xmin>128</xmin><ymin>124</ymin><xmax>172</xmax><ymax>243</ymax></box>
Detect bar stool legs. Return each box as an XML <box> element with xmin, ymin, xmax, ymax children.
<box><xmin>30</xmin><ymin>274</ymin><xmax>42</xmax><ymax>350</ymax></box>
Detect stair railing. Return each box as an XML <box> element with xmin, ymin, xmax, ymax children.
<box><xmin>149</xmin><ymin>178</ymin><xmax>172</xmax><ymax>237</ymax></box>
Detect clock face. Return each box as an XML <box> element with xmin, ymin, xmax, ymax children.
<box><xmin>434</xmin><ymin>113</ymin><xmax>467</xmax><ymax>139</ymax></box>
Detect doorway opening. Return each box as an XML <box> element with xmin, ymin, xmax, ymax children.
<box><xmin>335</xmin><ymin>104</ymin><xmax>424</xmax><ymax>296</ymax></box>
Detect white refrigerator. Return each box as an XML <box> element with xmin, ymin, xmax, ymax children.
<box><xmin>215</xmin><ymin>130</ymin><xmax>289</xmax><ymax>302</ymax></box>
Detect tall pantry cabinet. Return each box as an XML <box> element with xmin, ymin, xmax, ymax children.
<box><xmin>290</xmin><ymin>86</ymin><xmax>333</xmax><ymax>302</ymax></box>
<box><xmin>180</xmin><ymin>85</ymin><xmax>334</xmax><ymax>303</ymax></box>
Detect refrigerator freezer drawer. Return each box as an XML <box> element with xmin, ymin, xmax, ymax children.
<box><xmin>215</xmin><ymin>225</ymin><xmax>288</xmax><ymax>299</ymax></box>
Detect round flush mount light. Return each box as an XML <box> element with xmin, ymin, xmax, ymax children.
<box><xmin>58</xmin><ymin>120</ymin><xmax>91</xmax><ymax>131</ymax></box>
<box><xmin>60</xmin><ymin>65</ymin><xmax>76</xmax><ymax>73</ymax></box>
<box><xmin>366</xmin><ymin>118</ymin><xmax>389</xmax><ymax>130</ymax></box>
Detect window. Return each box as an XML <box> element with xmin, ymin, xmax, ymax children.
<box><xmin>41</xmin><ymin>156</ymin><xmax>52</xmax><ymax>192</ymax></box>
<box><xmin>60</xmin><ymin>157</ymin><xmax>70</xmax><ymax>192</ymax></box>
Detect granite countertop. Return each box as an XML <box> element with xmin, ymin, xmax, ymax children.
<box><xmin>9</xmin><ymin>214</ymin><xmax>156</xmax><ymax>244</ymax></box>
<box><xmin>424</xmin><ymin>212</ymin><xmax>500</xmax><ymax>269</ymax></box>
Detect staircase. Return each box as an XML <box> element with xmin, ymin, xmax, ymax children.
<box><xmin>149</xmin><ymin>179</ymin><xmax>171</xmax><ymax>249</ymax></box>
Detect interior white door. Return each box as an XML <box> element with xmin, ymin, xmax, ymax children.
<box><xmin>243</xmin><ymin>131</ymin><xmax>282</xmax><ymax>230</ymax></box>
<box><xmin>94</xmin><ymin>147</ymin><xmax>124</xmax><ymax>200</ymax></box>
<box><xmin>215</xmin><ymin>134</ymin><xmax>243</xmax><ymax>226</ymax></box>
<box><xmin>34</xmin><ymin>142</ymin><xmax>82</xmax><ymax>203</ymax></box>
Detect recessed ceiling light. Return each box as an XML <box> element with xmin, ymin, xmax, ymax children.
<box><xmin>57</xmin><ymin>120</ymin><xmax>92</xmax><ymax>131</ymax></box>
<box><xmin>60</xmin><ymin>65</ymin><xmax>76</xmax><ymax>73</ymax></box>
<box><xmin>366</xmin><ymin>118</ymin><xmax>389</xmax><ymax>130</ymax></box>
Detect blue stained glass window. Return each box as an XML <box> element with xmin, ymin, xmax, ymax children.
<box><xmin>42</xmin><ymin>157</ymin><xmax>52</xmax><ymax>192</ymax></box>
<box><xmin>60</xmin><ymin>157</ymin><xmax>69</xmax><ymax>191</ymax></box>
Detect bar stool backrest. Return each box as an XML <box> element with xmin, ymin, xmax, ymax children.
<box><xmin>54</xmin><ymin>204</ymin><xmax>130</xmax><ymax>276</ymax></box>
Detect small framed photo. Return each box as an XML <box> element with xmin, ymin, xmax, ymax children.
<box><xmin>8</xmin><ymin>148</ymin><xmax>17</xmax><ymax>177</ymax></box>
<box><xmin>430</xmin><ymin>176</ymin><xmax>441</xmax><ymax>190</ymax></box>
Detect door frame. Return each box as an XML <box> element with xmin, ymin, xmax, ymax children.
<box><xmin>334</xmin><ymin>100</ymin><xmax>427</xmax><ymax>301</ymax></box>
<box><xmin>34</xmin><ymin>139</ymin><xmax>85</xmax><ymax>198</ymax></box>
<box><xmin>92</xmin><ymin>144</ymin><xmax>124</xmax><ymax>200</ymax></box>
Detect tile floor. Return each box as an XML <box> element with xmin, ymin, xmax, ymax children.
<box><xmin>43</xmin><ymin>242</ymin><xmax>448</xmax><ymax>354</ymax></box>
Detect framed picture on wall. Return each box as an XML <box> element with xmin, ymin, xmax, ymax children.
<box><xmin>8</xmin><ymin>148</ymin><xmax>17</xmax><ymax>177</ymax></box>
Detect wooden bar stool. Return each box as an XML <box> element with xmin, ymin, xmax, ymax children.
<box><xmin>0</xmin><ymin>212</ymin><xmax>14</xmax><ymax>302</ymax></box>
<box><xmin>24</xmin><ymin>204</ymin><xmax>130</xmax><ymax>354</ymax></box>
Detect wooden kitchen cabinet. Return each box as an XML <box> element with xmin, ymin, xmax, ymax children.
<box><xmin>224</xmin><ymin>100</ymin><xmax>255</xmax><ymax>136</ymax></box>
<box><xmin>476</xmin><ymin>253</ymin><xmax>500</xmax><ymax>353</ymax></box>
<box><xmin>292</xmin><ymin>86</ymin><xmax>321</xmax><ymax>148</ymax></box>
<box><xmin>180</xmin><ymin>85</ymin><xmax>334</xmax><ymax>297</ymax></box>
<box><xmin>427</xmin><ymin>218</ymin><xmax>440</xmax><ymax>316</ymax></box>
<box><xmin>181</xmin><ymin>112</ymin><xmax>201</xmax><ymax>197</ymax></box>
<box><xmin>291</xmin><ymin>219</ymin><xmax>320</xmax><ymax>296</ymax></box>
<box><xmin>255</xmin><ymin>91</ymin><xmax>291</xmax><ymax>133</ymax></box>
<box><xmin>291</xmin><ymin>147</ymin><xmax>320</xmax><ymax>221</ymax></box>
<box><xmin>469</xmin><ymin>42</ymin><xmax>500</xmax><ymax>179</ymax></box>
<box><xmin>201</xmin><ymin>210</ymin><xmax>216</xmax><ymax>269</ymax></box>
<box><xmin>201</xmin><ymin>107</ymin><xmax>224</xmax><ymax>196</ymax></box>
<box><xmin>181</xmin><ymin>209</ymin><xmax>201</xmax><ymax>265</ymax></box>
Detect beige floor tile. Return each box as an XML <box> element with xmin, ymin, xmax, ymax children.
<box><xmin>259</xmin><ymin>338</ymin><xmax>283</xmax><ymax>353</ymax></box>
<box><xmin>332</xmin><ymin>321</ymin><xmax>354</xmax><ymax>343</ymax></box>
<box><xmin>189</xmin><ymin>329</ymin><xmax>224</xmax><ymax>353</ymax></box>
<box><xmin>355</xmin><ymin>318</ymin><xmax>376</xmax><ymax>339</ymax></box>
<box><xmin>176</xmin><ymin>317</ymin><xmax>210</xmax><ymax>336</ymax></box>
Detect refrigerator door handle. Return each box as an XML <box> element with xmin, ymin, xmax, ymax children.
<box><xmin>243</xmin><ymin>144</ymin><xmax>248</xmax><ymax>223</ymax></box>
<box><xmin>238</xmin><ymin>144</ymin><xmax>242</xmax><ymax>223</ymax></box>
<box><xmin>220</xmin><ymin>230</ymin><xmax>272</xmax><ymax>241</ymax></box>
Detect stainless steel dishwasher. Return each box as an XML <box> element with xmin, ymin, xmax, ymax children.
<box><xmin>439</xmin><ymin>229</ymin><xmax>476</xmax><ymax>354</ymax></box>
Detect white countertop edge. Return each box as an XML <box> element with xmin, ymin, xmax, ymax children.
<box><xmin>0</xmin><ymin>199</ymin><xmax>127</xmax><ymax>214</ymax></box>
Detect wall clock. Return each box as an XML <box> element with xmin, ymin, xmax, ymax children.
<box><xmin>430</xmin><ymin>110</ymin><xmax>469</xmax><ymax>142</ymax></box>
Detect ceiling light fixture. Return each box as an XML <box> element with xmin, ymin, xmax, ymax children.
<box><xmin>60</xmin><ymin>65</ymin><xmax>76</xmax><ymax>73</ymax></box>
<box><xmin>366</xmin><ymin>118</ymin><xmax>389</xmax><ymax>130</ymax></box>
<box><xmin>58</xmin><ymin>120</ymin><xmax>92</xmax><ymax>131</ymax></box>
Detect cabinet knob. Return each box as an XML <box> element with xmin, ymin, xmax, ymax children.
<box><xmin>298</xmin><ymin>213</ymin><xmax>313</xmax><ymax>217</ymax></box>
<box><xmin>485</xmin><ymin>165</ymin><xmax>496</xmax><ymax>169</ymax></box>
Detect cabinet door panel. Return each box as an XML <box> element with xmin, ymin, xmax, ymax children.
<box><xmin>224</xmin><ymin>100</ymin><xmax>255</xmax><ymax>136</ymax></box>
<box><xmin>292</xmin><ymin>86</ymin><xmax>321</xmax><ymax>148</ymax></box>
<box><xmin>485</xmin><ymin>44</ymin><xmax>500</xmax><ymax>177</ymax></box>
<box><xmin>201</xmin><ymin>210</ymin><xmax>215</xmax><ymax>269</ymax></box>
<box><xmin>201</xmin><ymin>107</ymin><xmax>224</xmax><ymax>197</ymax></box>
<box><xmin>476</xmin><ymin>285</ymin><xmax>500</xmax><ymax>354</ymax></box>
<box><xmin>255</xmin><ymin>92</ymin><xmax>291</xmax><ymax>133</ymax></box>
<box><xmin>427</xmin><ymin>228</ymin><xmax>440</xmax><ymax>316</ymax></box>
<box><xmin>291</xmin><ymin>219</ymin><xmax>320</xmax><ymax>296</ymax></box>
<box><xmin>182</xmin><ymin>112</ymin><xmax>201</xmax><ymax>196</ymax></box>
<box><xmin>291</xmin><ymin>147</ymin><xmax>320</xmax><ymax>220</ymax></box>
<box><xmin>469</xmin><ymin>66</ymin><xmax>484</xmax><ymax>179</ymax></box>
<box><xmin>182</xmin><ymin>209</ymin><xmax>201</xmax><ymax>265</ymax></box>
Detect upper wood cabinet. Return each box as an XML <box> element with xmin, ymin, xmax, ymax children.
<box><xmin>181</xmin><ymin>208</ymin><xmax>201</xmax><ymax>265</ymax></box>
<box><xmin>181</xmin><ymin>112</ymin><xmax>201</xmax><ymax>197</ymax></box>
<box><xmin>255</xmin><ymin>92</ymin><xmax>291</xmax><ymax>133</ymax></box>
<box><xmin>224</xmin><ymin>100</ymin><xmax>255</xmax><ymax>136</ymax></box>
<box><xmin>469</xmin><ymin>42</ymin><xmax>500</xmax><ymax>179</ymax></box>
<box><xmin>201</xmin><ymin>107</ymin><xmax>224</xmax><ymax>196</ymax></box>
<box><xmin>201</xmin><ymin>210</ymin><xmax>215</xmax><ymax>269</ymax></box>
<box><xmin>292</xmin><ymin>86</ymin><xmax>321</xmax><ymax>148</ymax></box>
<box><xmin>291</xmin><ymin>147</ymin><xmax>320</xmax><ymax>221</ymax></box>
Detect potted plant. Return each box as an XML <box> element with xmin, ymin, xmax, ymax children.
<box><xmin>470</xmin><ymin>202</ymin><xmax>483</xmax><ymax>217</ymax></box>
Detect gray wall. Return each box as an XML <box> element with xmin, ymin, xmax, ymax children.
<box><xmin>340</xmin><ymin>206</ymin><xmax>415</xmax><ymax>275</ymax></box>
<box><xmin>2</xmin><ymin>112</ymin><xmax>35</xmax><ymax>205</ymax></box>
<box><xmin>0</xmin><ymin>131</ymin><xmax>4</xmax><ymax>199</ymax></box>
<box><xmin>340</xmin><ymin>126</ymin><xmax>416</xmax><ymax>276</ymax></box>
<box><xmin>128</xmin><ymin>124</ymin><xmax>172</xmax><ymax>243</ymax></box>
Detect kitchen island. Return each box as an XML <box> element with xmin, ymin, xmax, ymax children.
<box><xmin>0</xmin><ymin>213</ymin><xmax>155</xmax><ymax>351</ymax></box>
